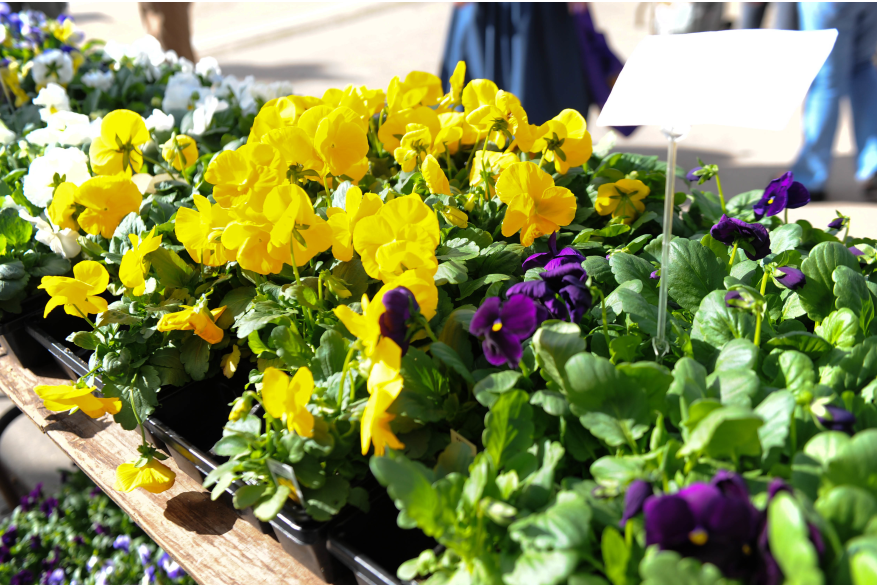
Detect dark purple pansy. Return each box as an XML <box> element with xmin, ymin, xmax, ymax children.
<box><xmin>378</xmin><ymin>286</ymin><xmax>419</xmax><ymax>354</ymax></box>
<box><xmin>2</xmin><ymin>525</ymin><xmax>16</xmax><ymax>547</ymax></box>
<box><xmin>710</xmin><ymin>214</ymin><xmax>771</xmax><ymax>260</ymax></box>
<box><xmin>686</xmin><ymin>167</ymin><xmax>704</xmax><ymax>182</ymax></box>
<box><xmin>522</xmin><ymin>233</ymin><xmax>586</xmax><ymax>271</ymax></box>
<box><xmin>0</xmin><ymin>545</ymin><xmax>9</xmax><ymax>564</ymax></box>
<box><xmin>725</xmin><ymin>291</ymin><xmax>744</xmax><ymax>307</ymax></box>
<box><xmin>508</xmin><ymin>263</ymin><xmax>592</xmax><ymax>323</ymax></box>
<box><xmin>643</xmin><ymin>473</ymin><xmax>760</xmax><ymax>580</ymax></box>
<box><xmin>93</xmin><ymin>523</ymin><xmax>107</xmax><ymax>535</ymax></box>
<box><xmin>775</xmin><ymin>266</ymin><xmax>806</xmax><ymax>290</ymax></box>
<box><xmin>816</xmin><ymin>404</ymin><xmax>856</xmax><ymax>435</ymax></box>
<box><xmin>620</xmin><ymin>480</ymin><xmax>653</xmax><ymax>527</ymax></box>
<box><xmin>753</xmin><ymin>172</ymin><xmax>810</xmax><ymax>220</ymax></box>
<box><xmin>470</xmin><ymin>295</ymin><xmax>538</xmax><ymax>367</ymax></box>
<box><xmin>11</xmin><ymin>570</ymin><xmax>33</xmax><ymax>585</ymax></box>
<box><xmin>828</xmin><ymin>218</ymin><xmax>844</xmax><ymax>230</ymax></box>
<box><xmin>40</xmin><ymin>496</ymin><xmax>59</xmax><ymax>516</ymax></box>
<box><xmin>113</xmin><ymin>534</ymin><xmax>131</xmax><ymax>552</ymax></box>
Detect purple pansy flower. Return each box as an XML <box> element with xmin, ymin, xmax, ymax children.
<box><xmin>775</xmin><ymin>266</ymin><xmax>806</xmax><ymax>290</ymax></box>
<box><xmin>11</xmin><ymin>570</ymin><xmax>34</xmax><ymax>585</ymax></box>
<box><xmin>620</xmin><ymin>480</ymin><xmax>653</xmax><ymax>527</ymax></box>
<box><xmin>113</xmin><ymin>534</ymin><xmax>131</xmax><ymax>552</ymax></box>
<box><xmin>87</xmin><ymin>555</ymin><xmax>100</xmax><ymax>572</ymax></box>
<box><xmin>643</xmin><ymin>472</ymin><xmax>760</xmax><ymax>580</ymax></box>
<box><xmin>753</xmin><ymin>172</ymin><xmax>810</xmax><ymax>220</ymax></box>
<box><xmin>378</xmin><ymin>286</ymin><xmax>419</xmax><ymax>354</ymax></box>
<box><xmin>40</xmin><ymin>496</ymin><xmax>59</xmax><ymax>516</ymax></box>
<box><xmin>144</xmin><ymin>565</ymin><xmax>157</xmax><ymax>584</ymax></box>
<box><xmin>470</xmin><ymin>296</ymin><xmax>538</xmax><ymax>367</ymax></box>
<box><xmin>649</xmin><ymin>270</ymin><xmax>659</xmax><ymax>280</ymax></box>
<box><xmin>47</xmin><ymin>568</ymin><xmax>65</xmax><ymax>585</ymax></box>
<box><xmin>0</xmin><ymin>545</ymin><xmax>9</xmax><ymax>563</ymax></box>
<box><xmin>686</xmin><ymin>167</ymin><xmax>703</xmax><ymax>182</ymax></box>
<box><xmin>828</xmin><ymin>218</ymin><xmax>844</xmax><ymax>230</ymax></box>
<box><xmin>30</xmin><ymin>535</ymin><xmax>41</xmax><ymax>550</ymax></box>
<box><xmin>93</xmin><ymin>523</ymin><xmax>107</xmax><ymax>535</ymax></box>
<box><xmin>508</xmin><ymin>263</ymin><xmax>592</xmax><ymax>323</ymax></box>
<box><xmin>159</xmin><ymin>553</ymin><xmax>186</xmax><ymax>580</ymax></box>
<box><xmin>2</xmin><ymin>525</ymin><xmax>16</xmax><ymax>547</ymax></box>
<box><xmin>138</xmin><ymin>544</ymin><xmax>152</xmax><ymax>566</ymax></box>
<box><xmin>710</xmin><ymin>215</ymin><xmax>771</xmax><ymax>260</ymax></box>
<box><xmin>850</xmin><ymin>246</ymin><xmax>864</xmax><ymax>256</ymax></box>
<box><xmin>522</xmin><ymin>232</ymin><xmax>586</xmax><ymax>271</ymax></box>
<box><xmin>725</xmin><ymin>291</ymin><xmax>744</xmax><ymax>307</ymax></box>
<box><xmin>816</xmin><ymin>404</ymin><xmax>856</xmax><ymax>435</ymax></box>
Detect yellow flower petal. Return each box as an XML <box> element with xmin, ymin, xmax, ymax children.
<box><xmin>114</xmin><ymin>460</ymin><xmax>176</xmax><ymax>494</ymax></box>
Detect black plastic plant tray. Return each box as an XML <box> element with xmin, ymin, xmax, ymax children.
<box><xmin>327</xmin><ymin>494</ymin><xmax>438</xmax><ymax>585</ymax></box>
<box><xmin>26</xmin><ymin>323</ymin><xmax>93</xmax><ymax>380</ymax></box>
<box><xmin>0</xmin><ymin>293</ymin><xmax>57</xmax><ymax>371</ymax></box>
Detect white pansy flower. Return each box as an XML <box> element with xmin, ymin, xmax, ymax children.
<box><xmin>0</xmin><ymin>121</ymin><xmax>15</xmax><ymax>145</ymax></box>
<box><xmin>178</xmin><ymin>57</ymin><xmax>195</xmax><ymax>74</ymax></box>
<box><xmin>195</xmin><ymin>57</ymin><xmax>221</xmax><ymax>80</ymax></box>
<box><xmin>32</xmin><ymin>50</ymin><xmax>74</xmax><ymax>86</ymax></box>
<box><xmin>26</xmin><ymin>111</ymin><xmax>95</xmax><ymax>146</ymax></box>
<box><xmin>218</xmin><ymin>75</ymin><xmax>256</xmax><ymax>114</ymax></box>
<box><xmin>250</xmin><ymin>80</ymin><xmax>295</xmax><ymax>104</ymax></box>
<box><xmin>22</xmin><ymin>213</ymin><xmax>81</xmax><ymax>259</ymax></box>
<box><xmin>162</xmin><ymin>72</ymin><xmax>202</xmax><ymax>112</ymax></box>
<box><xmin>81</xmin><ymin>70</ymin><xmax>114</xmax><ymax>92</ymax></box>
<box><xmin>144</xmin><ymin>109</ymin><xmax>175</xmax><ymax>132</ymax></box>
<box><xmin>33</xmin><ymin>83</ymin><xmax>71</xmax><ymax>122</ymax></box>
<box><xmin>191</xmin><ymin>95</ymin><xmax>229</xmax><ymax>135</ymax></box>
<box><xmin>22</xmin><ymin>147</ymin><xmax>90</xmax><ymax>208</ymax></box>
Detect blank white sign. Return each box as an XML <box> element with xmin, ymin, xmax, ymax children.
<box><xmin>597</xmin><ymin>29</ymin><xmax>838</xmax><ymax>130</ymax></box>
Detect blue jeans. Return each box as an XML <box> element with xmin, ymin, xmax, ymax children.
<box><xmin>792</xmin><ymin>3</ymin><xmax>877</xmax><ymax>191</ymax></box>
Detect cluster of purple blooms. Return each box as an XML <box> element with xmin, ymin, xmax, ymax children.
<box><xmin>622</xmin><ymin>472</ymin><xmax>823</xmax><ymax>584</ymax></box>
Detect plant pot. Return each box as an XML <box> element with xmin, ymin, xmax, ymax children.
<box><xmin>25</xmin><ymin>324</ymin><xmax>91</xmax><ymax>380</ymax></box>
<box><xmin>327</xmin><ymin>494</ymin><xmax>439</xmax><ymax>585</ymax></box>
<box><xmin>0</xmin><ymin>293</ymin><xmax>52</xmax><ymax>370</ymax></box>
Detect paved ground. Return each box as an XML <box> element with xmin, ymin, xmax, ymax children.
<box><xmin>2</xmin><ymin>1</ymin><xmax>872</xmax><ymax>512</ymax></box>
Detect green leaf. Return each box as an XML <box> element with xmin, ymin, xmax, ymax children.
<box><xmin>233</xmin><ymin>484</ymin><xmax>268</xmax><ymax>509</ymax></box>
<box><xmin>0</xmin><ymin>208</ymin><xmax>32</xmax><ymax>246</ymax></box>
<box><xmin>473</xmin><ymin>370</ymin><xmax>522</xmax><ymax>408</ymax></box>
<box><xmin>602</xmin><ymin>526</ymin><xmax>631</xmax><ymax>585</ymax></box>
<box><xmin>851</xmin><ymin>548</ymin><xmax>877</xmax><ymax>585</ymax></box>
<box><xmin>604</xmin><ymin>279</ymin><xmax>642</xmax><ymax>316</ymax></box>
<box><xmin>832</xmin><ymin>338</ymin><xmax>877</xmax><ymax>392</ymax></box>
<box><xmin>67</xmin><ymin>331</ymin><xmax>99</xmax><ymax>351</ymax></box>
<box><xmin>678</xmin><ymin>405</ymin><xmax>763</xmax><ymax>461</ymax></box>
<box><xmin>483</xmin><ymin>390</ymin><xmax>534</xmax><ymax>469</ymax></box>
<box><xmin>332</xmin><ymin>258</ymin><xmax>369</xmax><ymax>301</ymax></box>
<box><xmin>774</xmin><ymin>350</ymin><xmax>815</xmax><ymax>390</ymax></box>
<box><xmin>666</xmin><ymin>357</ymin><xmax>711</xmax><ymax>428</ymax></box>
<box><xmin>765</xmin><ymin>332</ymin><xmax>831</xmax><ymax>359</ymax></box>
<box><xmin>30</xmin><ymin>254</ymin><xmax>70</xmax><ymax>278</ymax></box>
<box><xmin>0</xmin><ymin>260</ymin><xmax>28</xmax><ymax>301</ymax></box>
<box><xmin>253</xmin><ymin>485</ymin><xmax>291</xmax><ymax>521</ymax></box>
<box><xmin>235</xmin><ymin>300</ymin><xmax>291</xmax><ymax>338</ymax></box>
<box><xmin>768</xmin><ymin>492</ymin><xmax>824</xmax><ymax>584</ymax></box>
<box><xmin>714</xmin><ymin>338</ymin><xmax>760</xmax><ymax>372</ymax></box>
<box><xmin>532</xmin><ymin>321</ymin><xmax>585</xmax><ymax>391</ymax></box>
<box><xmin>825</xmin><ymin>430</ymin><xmax>877</xmax><ymax>495</ymax></box>
<box><xmin>213</xmin><ymin>435</ymin><xmax>250</xmax><ymax>457</ymax></box>
<box><xmin>639</xmin><ymin>548</ymin><xmax>726</xmax><ymax>585</ymax></box>
<box><xmin>815</xmin><ymin>485</ymin><xmax>877</xmax><ymax>544</ymax></box>
<box><xmin>755</xmin><ymin>390</ymin><xmax>795</xmax><ymax>462</ymax></box>
<box><xmin>666</xmin><ymin>238</ymin><xmax>727</xmax><ymax>313</ymax></box>
<box><xmin>371</xmin><ymin>452</ymin><xmax>446</xmax><ymax>538</ymax></box>
<box><xmin>691</xmin><ymin>291</ymin><xmax>756</xmax><ymax>364</ymax></box>
<box><xmin>617</xmin><ymin>288</ymin><xmax>669</xmax><ymax>337</ymax></box>
<box><xmin>149</xmin><ymin>247</ymin><xmax>193</xmax><ymax>289</ymax></box>
<box><xmin>584</xmin><ymin>255</ymin><xmax>616</xmax><ymax>286</ymax></box>
<box><xmin>180</xmin><ymin>334</ymin><xmax>210</xmax><ymax>380</ymax></box>
<box><xmin>434</xmin><ymin>260</ymin><xmax>468</xmax><ymax>285</ymax></box>
<box><xmin>303</xmin><ymin>475</ymin><xmax>350</xmax><ymax>521</ymax></box>
<box><xmin>815</xmin><ymin>308</ymin><xmax>860</xmax><ymax>349</ymax></box>
<box><xmin>833</xmin><ymin>265</ymin><xmax>869</xmax><ymax>317</ymax></box>
<box><xmin>457</xmin><ymin>273</ymin><xmax>509</xmax><ymax>300</ymax></box>
<box><xmin>706</xmin><ymin>368</ymin><xmax>760</xmax><ymax>408</ymax></box>
<box><xmin>609</xmin><ymin>334</ymin><xmax>641</xmax><ymax>364</ymax></box>
<box><xmin>219</xmin><ymin>286</ymin><xmax>257</xmax><ymax>319</ymax></box>
<box><xmin>616</xmin><ymin>362</ymin><xmax>674</xmax><ymax>412</ymax></box>
<box><xmin>270</xmin><ymin>324</ymin><xmax>311</xmax><ymax>369</ymax></box>
<box><xmin>610</xmin><ymin>253</ymin><xmax>658</xmax><ymax>302</ymax></box>
<box><xmin>313</xmin><ymin>329</ymin><xmax>347</xmax><ymax>381</ymax></box>
<box><xmin>770</xmin><ymin>223</ymin><xmax>803</xmax><ymax>254</ymax></box>
<box><xmin>430</xmin><ymin>342</ymin><xmax>474</xmax><ymax>383</ymax></box>
<box><xmin>149</xmin><ymin>346</ymin><xmax>190</xmax><ymax>387</ymax></box>
<box><xmin>509</xmin><ymin>490</ymin><xmax>592</xmax><ymax>550</ymax></box>
<box><xmin>798</xmin><ymin>241</ymin><xmax>860</xmax><ymax>322</ymax></box>
<box><xmin>501</xmin><ymin>550</ymin><xmax>579</xmax><ymax>585</ymax></box>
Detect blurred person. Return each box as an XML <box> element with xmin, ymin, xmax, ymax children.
<box><xmin>791</xmin><ymin>3</ymin><xmax>877</xmax><ymax>201</ymax></box>
<box><xmin>738</xmin><ymin>3</ymin><xmax>798</xmax><ymax>31</ymax></box>
<box><xmin>441</xmin><ymin>3</ymin><xmax>628</xmax><ymax>127</ymax></box>
<box><xmin>4</xmin><ymin>2</ymin><xmax>66</xmax><ymax>18</ymax></box>
<box><xmin>139</xmin><ymin>2</ymin><xmax>195</xmax><ymax>62</ymax></box>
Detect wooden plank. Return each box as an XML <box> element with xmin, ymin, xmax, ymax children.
<box><xmin>0</xmin><ymin>352</ymin><xmax>326</xmax><ymax>586</ymax></box>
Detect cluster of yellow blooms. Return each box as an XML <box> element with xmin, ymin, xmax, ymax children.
<box><xmin>27</xmin><ymin>60</ymin><xmax>656</xmax><ymax>495</ymax></box>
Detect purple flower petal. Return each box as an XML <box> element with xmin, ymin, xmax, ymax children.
<box><xmin>710</xmin><ymin>215</ymin><xmax>771</xmax><ymax>260</ymax></box>
<box><xmin>678</xmin><ymin>482</ymin><xmax>722</xmax><ymax>523</ymax></box>
<box><xmin>786</xmin><ymin>181</ymin><xmax>810</xmax><ymax>209</ymax></box>
<box><xmin>686</xmin><ymin>167</ymin><xmax>703</xmax><ymax>182</ymax></box>
<box><xmin>725</xmin><ymin>291</ymin><xmax>744</xmax><ymax>307</ymax></box>
<box><xmin>620</xmin><ymin>480</ymin><xmax>653</xmax><ymax>527</ymax></box>
<box><xmin>482</xmin><ymin>330</ymin><xmax>524</xmax><ymax>367</ymax></box>
<box><xmin>850</xmin><ymin>246</ymin><xmax>864</xmax><ymax>256</ymax></box>
<box><xmin>522</xmin><ymin>252</ymin><xmax>552</xmax><ymax>271</ymax></box>
<box><xmin>775</xmin><ymin>267</ymin><xmax>806</xmax><ymax>290</ymax></box>
<box><xmin>379</xmin><ymin>286</ymin><xmax>418</xmax><ymax>354</ymax></box>
<box><xmin>644</xmin><ymin>494</ymin><xmax>696</xmax><ymax>548</ymax></box>
<box><xmin>817</xmin><ymin>405</ymin><xmax>856</xmax><ymax>435</ymax></box>
<box><xmin>499</xmin><ymin>295</ymin><xmax>538</xmax><ymax>338</ymax></box>
<box><xmin>506</xmin><ymin>280</ymin><xmax>551</xmax><ymax>301</ymax></box>
<box><xmin>469</xmin><ymin>297</ymin><xmax>502</xmax><ymax>337</ymax></box>
<box><xmin>828</xmin><ymin>218</ymin><xmax>844</xmax><ymax>230</ymax></box>
<box><xmin>712</xmin><ymin>470</ymin><xmax>749</xmax><ymax>501</ymax></box>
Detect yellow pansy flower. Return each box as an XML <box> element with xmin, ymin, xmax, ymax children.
<box><xmin>204</xmin><ymin>142</ymin><xmax>285</xmax><ymax>212</ymax></box>
<box><xmin>463</xmin><ymin>83</ymin><xmax>523</xmax><ymax>149</ymax></box>
<box><xmin>1</xmin><ymin>61</ymin><xmax>30</xmax><ymax>107</ymax></box>
<box><xmin>361</xmin><ymin>338</ymin><xmax>405</xmax><ymax>456</ymax></box>
<box><xmin>161</xmin><ymin>134</ymin><xmax>199</xmax><ymax>171</ymax></box>
<box><xmin>39</xmin><ymin>260</ymin><xmax>109</xmax><ymax>318</ymax></box>
<box><xmin>314</xmin><ymin>107</ymin><xmax>370</xmax><ymax>181</ymax></box>
<box><xmin>381</xmin><ymin>268</ymin><xmax>439</xmax><ymax>322</ymax></box>
<box><xmin>262</xmin><ymin>184</ymin><xmax>333</xmax><ymax>267</ymax></box>
<box><xmin>322</xmin><ymin>86</ymin><xmax>371</xmax><ymax>121</ymax></box>
<box><xmin>495</xmin><ymin>161</ymin><xmax>577</xmax><ymax>247</ymax></box>
<box><xmin>387</xmin><ymin>71</ymin><xmax>443</xmax><ymax>113</ymax></box>
<box><xmin>353</xmin><ymin>195</ymin><xmax>440</xmax><ymax>282</ymax></box>
<box><xmin>596</xmin><ymin>179</ymin><xmax>650</xmax><ymax>225</ymax></box>
<box><xmin>119</xmin><ymin>228</ymin><xmax>162</xmax><ymax>296</ymax></box>
<box><xmin>438</xmin><ymin>112</ymin><xmax>478</xmax><ymax>152</ymax></box>
<box><xmin>421</xmin><ymin>154</ymin><xmax>450</xmax><ymax>196</ymax></box>
<box><xmin>74</xmin><ymin>175</ymin><xmax>143</xmax><ymax>238</ymax></box>
<box><xmin>438</xmin><ymin>61</ymin><xmax>466</xmax><ymax>111</ymax></box>
<box><xmin>378</xmin><ymin>106</ymin><xmax>441</xmax><ymax>153</ymax></box>
<box><xmin>259</xmin><ymin>126</ymin><xmax>323</xmax><ymax>182</ymax></box>
<box><xmin>88</xmin><ymin>109</ymin><xmax>149</xmax><ymax>175</ymax></box>
<box><xmin>34</xmin><ymin>383</ymin><xmax>121</xmax><ymax>419</ymax></box>
<box><xmin>220</xmin><ymin>222</ymin><xmax>284</xmax><ymax>275</ymax></box>
<box><xmin>326</xmin><ymin>186</ymin><xmax>383</xmax><ymax>262</ymax></box>
<box><xmin>157</xmin><ymin>306</ymin><xmax>227</xmax><ymax>344</ymax></box>
<box><xmin>469</xmin><ymin>150</ymin><xmax>518</xmax><ymax>196</ymax></box>
<box><xmin>175</xmin><ymin>194</ymin><xmax>237</xmax><ymax>266</ymax></box>
<box><xmin>261</xmin><ymin>366</ymin><xmax>315</xmax><ymax>437</ymax></box>
<box><xmin>47</xmin><ymin>182</ymin><xmax>78</xmax><ymax>231</ymax></box>
<box><xmin>114</xmin><ymin>459</ymin><xmax>176</xmax><ymax>494</ymax></box>
<box><xmin>531</xmin><ymin>109</ymin><xmax>593</xmax><ymax>174</ymax></box>
<box><xmin>393</xmin><ymin>123</ymin><xmax>432</xmax><ymax>173</ymax></box>
<box><xmin>221</xmin><ymin>345</ymin><xmax>241</xmax><ymax>379</ymax></box>
<box><xmin>248</xmin><ymin>95</ymin><xmax>322</xmax><ymax>142</ymax></box>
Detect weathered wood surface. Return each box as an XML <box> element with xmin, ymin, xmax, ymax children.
<box><xmin>0</xmin><ymin>351</ymin><xmax>326</xmax><ymax>586</ymax></box>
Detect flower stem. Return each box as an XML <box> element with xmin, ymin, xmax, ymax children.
<box><xmin>715</xmin><ymin>173</ymin><xmax>727</xmax><ymax>214</ymax></box>
<box><xmin>784</xmin><ymin>208</ymin><xmax>788</xmax><ymax>224</ymax></box>
<box><xmin>727</xmin><ymin>241</ymin><xmax>739</xmax><ymax>269</ymax></box>
<box><xmin>340</xmin><ymin>346</ymin><xmax>357</xmax><ymax>405</ymax></box>
<box><xmin>844</xmin><ymin>220</ymin><xmax>850</xmax><ymax>243</ymax></box>
<box><xmin>73</xmin><ymin>305</ymin><xmax>98</xmax><ymax>331</ymax></box>
<box><xmin>753</xmin><ymin>268</ymin><xmax>769</xmax><ymax>347</ymax></box>
<box><xmin>127</xmin><ymin>376</ymin><xmax>148</xmax><ymax>450</ymax></box>
<box><xmin>141</xmin><ymin>153</ymin><xmax>178</xmax><ymax>182</ymax></box>
<box><xmin>599</xmin><ymin>290</ymin><xmax>610</xmax><ymax>343</ymax></box>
